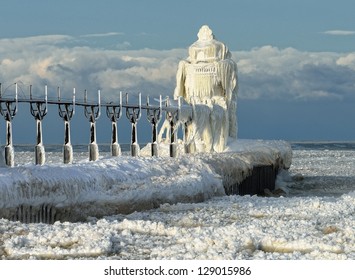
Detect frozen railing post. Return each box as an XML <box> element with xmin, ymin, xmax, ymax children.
<box><xmin>30</xmin><ymin>85</ymin><xmax>48</xmax><ymax>165</ymax></box>
<box><xmin>105</xmin><ymin>91</ymin><xmax>122</xmax><ymax>156</ymax></box>
<box><xmin>58</xmin><ymin>87</ymin><xmax>75</xmax><ymax>164</ymax></box>
<box><xmin>183</xmin><ymin>97</ymin><xmax>194</xmax><ymax>154</ymax></box>
<box><xmin>84</xmin><ymin>90</ymin><xmax>101</xmax><ymax>161</ymax></box>
<box><xmin>0</xmin><ymin>83</ymin><xmax>18</xmax><ymax>167</ymax></box>
<box><xmin>165</xmin><ymin>96</ymin><xmax>180</xmax><ymax>158</ymax></box>
<box><xmin>125</xmin><ymin>93</ymin><xmax>141</xmax><ymax>156</ymax></box>
<box><xmin>146</xmin><ymin>95</ymin><xmax>162</xmax><ymax>156</ymax></box>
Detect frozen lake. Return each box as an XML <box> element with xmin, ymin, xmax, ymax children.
<box><xmin>0</xmin><ymin>142</ymin><xmax>354</xmax><ymax>260</ymax></box>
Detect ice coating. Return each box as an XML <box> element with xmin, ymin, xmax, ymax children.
<box><xmin>1</xmin><ymin>190</ymin><xmax>354</xmax><ymax>260</ymax></box>
<box><xmin>0</xmin><ymin>154</ymin><xmax>224</xmax><ymax>221</ymax></box>
<box><xmin>1</xmin><ymin>142</ymin><xmax>354</xmax><ymax>260</ymax></box>
<box><xmin>173</xmin><ymin>25</ymin><xmax>238</xmax><ymax>153</ymax></box>
<box><xmin>0</xmin><ymin>139</ymin><xmax>291</xmax><ymax>222</ymax></box>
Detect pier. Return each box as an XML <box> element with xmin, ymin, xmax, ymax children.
<box><xmin>0</xmin><ymin>83</ymin><xmax>292</xmax><ymax>224</ymax></box>
<box><xmin>0</xmin><ymin>83</ymin><xmax>187</xmax><ymax>166</ymax></box>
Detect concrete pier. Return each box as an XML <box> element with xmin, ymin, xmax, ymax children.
<box><xmin>225</xmin><ymin>165</ymin><xmax>277</xmax><ymax>196</ymax></box>
<box><xmin>8</xmin><ymin>204</ymin><xmax>56</xmax><ymax>224</ymax></box>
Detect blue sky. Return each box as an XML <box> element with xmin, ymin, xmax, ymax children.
<box><xmin>1</xmin><ymin>0</ymin><xmax>355</xmax><ymax>144</ymax></box>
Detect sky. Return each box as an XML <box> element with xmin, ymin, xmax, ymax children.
<box><xmin>1</xmin><ymin>0</ymin><xmax>355</xmax><ymax>144</ymax></box>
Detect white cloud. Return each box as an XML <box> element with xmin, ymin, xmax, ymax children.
<box><xmin>116</xmin><ymin>41</ymin><xmax>131</xmax><ymax>49</ymax></box>
<box><xmin>0</xmin><ymin>35</ymin><xmax>72</xmax><ymax>48</ymax></box>
<box><xmin>233</xmin><ymin>46</ymin><xmax>355</xmax><ymax>101</ymax></box>
<box><xmin>80</xmin><ymin>32</ymin><xmax>124</xmax><ymax>38</ymax></box>
<box><xmin>336</xmin><ymin>53</ymin><xmax>355</xmax><ymax>70</ymax></box>
<box><xmin>1</xmin><ymin>35</ymin><xmax>354</xmax><ymax>103</ymax></box>
<box><xmin>322</xmin><ymin>30</ymin><xmax>355</xmax><ymax>36</ymax></box>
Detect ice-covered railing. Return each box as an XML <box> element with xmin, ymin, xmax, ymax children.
<box><xmin>0</xmin><ymin>83</ymin><xmax>192</xmax><ymax>166</ymax></box>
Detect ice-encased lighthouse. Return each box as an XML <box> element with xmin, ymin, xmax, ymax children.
<box><xmin>174</xmin><ymin>25</ymin><xmax>238</xmax><ymax>153</ymax></box>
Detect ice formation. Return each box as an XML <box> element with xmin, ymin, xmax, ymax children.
<box><xmin>173</xmin><ymin>25</ymin><xmax>238</xmax><ymax>153</ymax></box>
<box><xmin>0</xmin><ymin>142</ymin><xmax>354</xmax><ymax>260</ymax></box>
<box><xmin>0</xmin><ymin>140</ymin><xmax>291</xmax><ymax>222</ymax></box>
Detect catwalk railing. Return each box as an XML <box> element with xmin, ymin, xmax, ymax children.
<box><xmin>0</xmin><ymin>83</ymin><xmax>190</xmax><ymax>166</ymax></box>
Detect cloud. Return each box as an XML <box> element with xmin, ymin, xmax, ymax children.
<box><xmin>322</xmin><ymin>30</ymin><xmax>355</xmax><ymax>36</ymax></box>
<box><xmin>0</xmin><ymin>35</ymin><xmax>183</xmax><ymax>101</ymax></box>
<box><xmin>80</xmin><ymin>32</ymin><xmax>124</xmax><ymax>38</ymax></box>
<box><xmin>336</xmin><ymin>53</ymin><xmax>355</xmax><ymax>69</ymax></box>
<box><xmin>116</xmin><ymin>41</ymin><xmax>131</xmax><ymax>49</ymax></box>
<box><xmin>234</xmin><ymin>46</ymin><xmax>355</xmax><ymax>101</ymax></box>
<box><xmin>0</xmin><ymin>34</ymin><xmax>72</xmax><ymax>45</ymax></box>
<box><xmin>1</xmin><ymin>35</ymin><xmax>355</xmax><ymax>104</ymax></box>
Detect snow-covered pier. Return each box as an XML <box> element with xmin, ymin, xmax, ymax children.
<box><xmin>0</xmin><ymin>26</ymin><xmax>293</xmax><ymax>224</ymax></box>
<box><xmin>0</xmin><ymin>139</ymin><xmax>292</xmax><ymax>223</ymax></box>
<box><xmin>0</xmin><ymin>84</ymin><xmax>292</xmax><ymax>224</ymax></box>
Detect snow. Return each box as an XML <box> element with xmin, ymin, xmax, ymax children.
<box><xmin>0</xmin><ymin>140</ymin><xmax>354</xmax><ymax>260</ymax></box>
<box><xmin>0</xmin><ymin>139</ymin><xmax>291</xmax><ymax>220</ymax></box>
<box><xmin>1</xmin><ymin>192</ymin><xmax>354</xmax><ymax>260</ymax></box>
<box><xmin>0</xmin><ymin>150</ymin><xmax>224</xmax><ymax>221</ymax></box>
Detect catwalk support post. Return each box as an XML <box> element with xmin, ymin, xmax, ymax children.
<box><xmin>0</xmin><ymin>83</ymin><xmax>18</xmax><ymax>167</ymax></box>
<box><xmin>165</xmin><ymin>97</ymin><xmax>180</xmax><ymax>158</ymax></box>
<box><xmin>30</xmin><ymin>85</ymin><xmax>48</xmax><ymax>165</ymax></box>
<box><xmin>125</xmin><ymin>93</ymin><xmax>141</xmax><ymax>156</ymax></box>
<box><xmin>106</xmin><ymin>91</ymin><xmax>122</xmax><ymax>156</ymax></box>
<box><xmin>146</xmin><ymin>95</ymin><xmax>162</xmax><ymax>156</ymax></box>
<box><xmin>84</xmin><ymin>90</ymin><xmax>101</xmax><ymax>161</ymax></box>
<box><xmin>58</xmin><ymin>87</ymin><xmax>75</xmax><ymax>164</ymax></box>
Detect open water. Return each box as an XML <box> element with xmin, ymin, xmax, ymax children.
<box><xmin>288</xmin><ymin>142</ymin><xmax>355</xmax><ymax>197</ymax></box>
